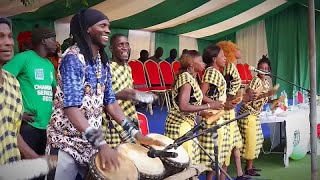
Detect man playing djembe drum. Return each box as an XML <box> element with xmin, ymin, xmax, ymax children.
<box><xmin>103</xmin><ymin>33</ymin><xmax>158</xmax><ymax>148</ymax></box>
<box><xmin>46</xmin><ymin>9</ymin><xmax>162</xmax><ymax>180</ymax></box>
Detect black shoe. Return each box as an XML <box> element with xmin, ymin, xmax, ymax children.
<box><xmin>236</xmin><ymin>174</ymin><xmax>251</xmax><ymax>180</ymax></box>
<box><xmin>245</xmin><ymin>169</ymin><xmax>261</xmax><ymax>176</ymax></box>
<box><xmin>252</xmin><ymin>166</ymin><xmax>262</xmax><ymax>171</ymax></box>
<box><xmin>245</xmin><ymin>166</ymin><xmax>262</xmax><ymax>172</ymax></box>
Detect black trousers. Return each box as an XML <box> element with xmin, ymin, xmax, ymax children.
<box><xmin>20</xmin><ymin>121</ymin><xmax>47</xmax><ymax>180</ymax></box>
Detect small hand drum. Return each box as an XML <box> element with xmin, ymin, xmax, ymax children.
<box><xmin>206</xmin><ymin>110</ymin><xmax>225</xmax><ymax>124</ymax></box>
<box><xmin>146</xmin><ymin>133</ymin><xmax>190</xmax><ymax>178</ymax></box>
<box><xmin>87</xmin><ymin>153</ymin><xmax>139</xmax><ymax>180</ymax></box>
<box><xmin>117</xmin><ymin>143</ymin><xmax>165</xmax><ymax>180</ymax></box>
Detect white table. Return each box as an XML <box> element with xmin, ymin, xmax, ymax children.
<box><xmin>259</xmin><ymin>105</ymin><xmax>320</xmax><ymax>167</ymax></box>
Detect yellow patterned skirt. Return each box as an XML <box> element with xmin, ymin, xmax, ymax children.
<box><xmin>237</xmin><ymin>114</ymin><xmax>264</xmax><ymax>160</ymax></box>
<box><xmin>199</xmin><ymin>117</ymin><xmax>232</xmax><ymax>169</ymax></box>
<box><xmin>225</xmin><ymin>110</ymin><xmax>243</xmax><ymax>163</ymax></box>
<box><xmin>165</xmin><ymin>112</ymin><xmax>200</xmax><ymax>164</ymax></box>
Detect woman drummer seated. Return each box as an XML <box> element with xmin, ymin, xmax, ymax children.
<box><xmin>164</xmin><ymin>50</ymin><xmax>224</xmax><ymax>164</ymax></box>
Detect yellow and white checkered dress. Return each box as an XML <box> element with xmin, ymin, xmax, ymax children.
<box><xmin>223</xmin><ymin>63</ymin><xmax>243</xmax><ymax>162</ymax></box>
<box><xmin>0</xmin><ymin>70</ymin><xmax>23</xmax><ymax>165</ymax></box>
<box><xmin>103</xmin><ymin>62</ymin><xmax>138</xmax><ymax>148</ymax></box>
<box><xmin>165</xmin><ymin>72</ymin><xmax>202</xmax><ymax>164</ymax></box>
<box><xmin>237</xmin><ymin>76</ymin><xmax>269</xmax><ymax>160</ymax></box>
<box><xmin>199</xmin><ymin>67</ymin><xmax>232</xmax><ymax>168</ymax></box>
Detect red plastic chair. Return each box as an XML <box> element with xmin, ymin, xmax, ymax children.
<box><xmin>317</xmin><ymin>124</ymin><xmax>320</xmax><ymax>138</ymax></box>
<box><xmin>236</xmin><ymin>64</ymin><xmax>249</xmax><ymax>85</ymax></box>
<box><xmin>159</xmin><ymin>61</ymin><xmax>174</xmax><ymax>89</ymax></box>
<box><xmin>137</xmin><ymin>112</ymin><xmax>149</xmax><ymax>135</ymax></box>
<box><xmin>128</xmin><ymin>60</ymin><xmax>153</xmax><ymax>113</ymax></box>
<box><xmin>198</xmin><ymin>70</ymin><xmax>204</xmax><ymax>81</ymax></box>
<box><xmin>144</xmin><ymin>60</ymin><xmax>168</xmax><ymax>91</ymax></box>
<box><xmin>171</xmin><ymin>60</ymin><xmax>181</xmax><ymax>75</ymax></box>
<box><xmin>128</xmin><ymin>60</ymin><xmax>150</xmax><ymax>92</ymax></box>
<box><xmin>144</xmin><ymin>60</ymin><xmax>170</xmax><ymax>110</ymax></box>
<box><xmin>243</xmin><ymin>63</ymin><xmax>253</xmax><ymax>81</ymax></box>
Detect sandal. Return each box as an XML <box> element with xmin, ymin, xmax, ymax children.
<box><xmin>245</xmin><ymin>166</ymin><xmax>262</xmax><ymax>172</ymax></box>
<box><xmin>245</xmin><ymin>169</ymin><xmax>261</xmax><ymax>176</ymax></box>
<box><xmin>235</xmin><ymin>174</ymin><xmax>251</xmax><ymax>180</ymax></box>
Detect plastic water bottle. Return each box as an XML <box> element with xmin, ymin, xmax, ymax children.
<box><xmin>292</xmin><ymin>88</ymin><xmax>297</xmax><ymax>107</ymax></box>
<box><xmin>303</xmin><ymin>90</ymin><xmax>309</xmax><ymax>104</ymax></box>
<box><xmin>281</xmin><ymin>90</ymin><xmax>288</xmax><ymax>111</ymax></box>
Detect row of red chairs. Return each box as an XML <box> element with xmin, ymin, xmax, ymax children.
<box><xmin>128</xmin><ymin>59</ymin><xmax>181</xmax><ymax>111</ymax></box>
<box><xmin>128</xmin><ymin>60</ymin><xmax>180</xmax><ymax>91</ymax></box>
<box><xmin>197</xmin><ymin>63</ymin><xmax>253</xmax><ymax>85</ymax></box>
<box><xmin>129</xmin><ymin>60</ymin><xmax>253</xmax><ymax>89</ymax></box>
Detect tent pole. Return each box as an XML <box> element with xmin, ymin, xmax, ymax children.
<box><xmin>308</xmin><ymin>0</ymin><xmax>318</xmax><ymax>180</ymax></box>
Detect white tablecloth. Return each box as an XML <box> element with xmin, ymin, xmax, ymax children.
<box><xmin>259</xmin><ymin>105</ymin><xmax>320</xmax><ymax>167</ymax></box>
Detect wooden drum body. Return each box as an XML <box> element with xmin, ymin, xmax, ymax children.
<box><xmin>87</xmin><ymin>153</ymin><xmax>139</xmax><ymax>180</ymax></box>
<box><xmin>117</xmin><ymin>143</ymin><xmax>165</xmax><ymax>180</ymax></box>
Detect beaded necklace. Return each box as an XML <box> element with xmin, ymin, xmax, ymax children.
<box><xmin>96</xmin><ymin>53</ymin><xmax>102</xmax><ymax>95</ymax></box>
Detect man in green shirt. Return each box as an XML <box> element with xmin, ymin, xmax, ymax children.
<box><xmin>4</xmin><ymin>27</ymin><xmax>57</xmax><ymax>161</ymax></box>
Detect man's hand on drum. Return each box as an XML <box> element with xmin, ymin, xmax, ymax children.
<box><xmin>98</xmin><ymin>144</ymin><xmax>120</xmax><ymax>170</ymax></box>
<box><xmin>134</xmin><ymin>91</ymin><xmax>158</xmax><ymax>104</ymax></box>
<box><xmin>135</xmin><ymin>133</ymin><xmax>165</xmax><ymax>146</ymax></box>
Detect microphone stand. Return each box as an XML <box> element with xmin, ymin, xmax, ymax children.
<box><xmin>252</xmin><ymin>68</ymin><xmax>320</xmax><ymax>97</ymax></box>
<box><xmin>165</xmin><ymin>112</ymin><xmax>250</xmax><ymax>180</ymax></box>
<box><xmin>267</xmin><ymin>73</ymin><xmax>314</xmax><ymax>96</ymax></box>
<box><xmin>192</xmin><ymin>129</ymin><xmax>230</xmax><ymax>180</ymax></box>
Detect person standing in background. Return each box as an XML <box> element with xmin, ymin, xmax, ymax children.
<box><xmin>47</xmin><ymin>43</ymin><xmax>61</xmax><ymax>80</ymax></box>
<box><xmin>165</xmin><ymin>48</ymin><xmax>177</xmax><ymax>64</ymax></box>
<box><xmin>3</xmin><ymin>27</ymin><xmax>57</xmax><ymax>171</ymax></box>
<box><xmin>138</xmin><ymin>49</ymin><xmax>149</xmax><ymax>63</ymax></box>
<box><xmin>150</xmin><ymin>47</ymin><xmax>163</xmax><ymax>63</ymax></box>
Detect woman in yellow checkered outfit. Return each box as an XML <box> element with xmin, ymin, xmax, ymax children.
<box><xmin>164</xmin><ymin>50</ymin><xmax>223</xmax><ymax>165</ymax></box>
<box><xmin>217</xmin><ymin>41</ymin><xmax>254</xmax><ymax>180</ymax></box>
<box><xmin>238</xmin><ymin>56</ymin><xmax>276</xmax><ymax>176</ymax></box>
<box><xmin>200</xmin><ymin>45</ymin><xmax>240</xmax><ymax>180</ymax></box>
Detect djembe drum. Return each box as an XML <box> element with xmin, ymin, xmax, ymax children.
<box><xmin>117</xmin><ymin>143</ymin><xmax>166</xmax><ymax>180</ymax></box>
<box><xmin>146</xmin><ymin>133</ymin><xmax>190</xmax><ymax>178</ymax></box>
<box><xmin>87</xmin><ymin>153</ymin><xmax>139</xmax><ymax>180</ymax></box>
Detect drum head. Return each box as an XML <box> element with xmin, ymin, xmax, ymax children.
<box><xmin>147</xmin><ymin>133</ymin><xmax>190</xmax><ymax>164</ymax></box>
<box><xmin>117</xmin><ymin>143</ymin><xmax>165</xmax><ymax>176</ymax></box>
<box><xmin>95</xmin><ymin>154</ymin><xmax>139</xmax><ymax>180</ymax></box>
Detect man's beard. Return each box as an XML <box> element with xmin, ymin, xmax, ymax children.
<box><xmin>91</xmin><ymin>36</ymin><xmax>105</xmax><ymax>48</ymax></box>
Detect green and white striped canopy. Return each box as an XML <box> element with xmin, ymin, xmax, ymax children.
<box><xmin>3</xmin><ymin>0</ymin><xmax>317</xmax><ymax>40</ymax></box>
